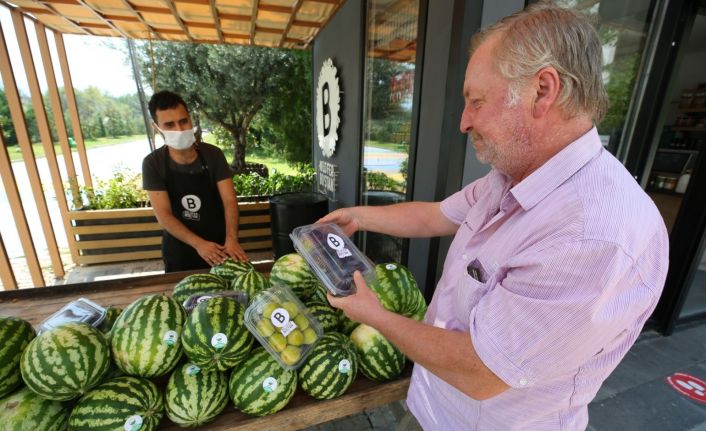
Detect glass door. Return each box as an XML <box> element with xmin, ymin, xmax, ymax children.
<box><xmin>359</xmin><ymin>0</ymin><xmax>422</xmax><ymax>264</ymax></box>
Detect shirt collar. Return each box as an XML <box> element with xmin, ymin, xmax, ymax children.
<box><xmin>510</xmin><ymin>127</ymin><xmax>603</xmax><ymax>211</ymax></box>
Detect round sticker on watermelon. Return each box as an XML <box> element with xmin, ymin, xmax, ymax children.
<box><xmin>186</xmin><ymin>364</ymin><xmax>201</xmax><ymax>376</ymax></box>
<box><xmin>338</xmin><ymin>359</ymin><xmax>351</xmax><ymax>374</ymax></box>
<box><xmin>385</xmin><ymin>264</ymin><xmax>397</xmax><ymax>270</ymax></box>
<box><xmin>262</xmin><ymin>377</ymin><xmax>278</xmax><ymax>393</ymax></box>
<box><xmin>163</xmin><ymin>330</ymin><xmax>178</xmax><ymax>346</ymax></box>
<box><xmin>124</xmin><ymin>415</ymin><xmax>143</xmax><ymax>431</ymax></box>
<box><xmin>211</xmin><ymin>333</ymin><xmax>228</xmax><ymax>349</ymax></box>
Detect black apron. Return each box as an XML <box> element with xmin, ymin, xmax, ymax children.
<box><xmin>162</xmin><ymin>146</ymin><xmax>225</xmax><ymax>272</ymax></box>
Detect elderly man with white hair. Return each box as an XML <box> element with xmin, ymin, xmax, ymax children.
<box><xmin>320</xmin><ymin>3</ymin><xmax>669</xmax><ymax>430</ymax></box>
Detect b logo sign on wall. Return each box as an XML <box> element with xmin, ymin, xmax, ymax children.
<box><xmin>316</xmin><ymin>58</ymin><xmax>341</xmax><ymax>158</ymax></box>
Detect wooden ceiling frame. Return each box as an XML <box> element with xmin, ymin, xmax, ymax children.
<box><xmin>250</xmin><ymin>0</ymin><xmax>259</xmax><ymax>45</ymax></box>
<box><xmin>208</xmin><ymin>0</ymin><xmax>223</xmax><ymax>43</ymax></box>
<box><xmin>16</xmin><ymin>1</ymin><xmax>92</xmax><ymax>36</ymax></box>
<box><xmin>118</xmin><ymin>0</ymin><xmax>164</xmax><ymax>41</ymax></box>
<box><xmin>166</xmin><ymin>0</ymin><xmax>194</xmax><ymax>42</ymax></box>
<box><xmin>279</xmin><ymin>0</ymin><xmax>304</xmax><ymax>48</ymax></box>
<box><xmin>74</xmin><ymin>0</ymin><xmax>130</xmax><ymax>39</ymax></box>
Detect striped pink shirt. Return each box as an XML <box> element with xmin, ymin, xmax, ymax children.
<box><xmin>406</xmin><ymin>128</ymin><xmax>669</xmax><ymax>430</ymax></box>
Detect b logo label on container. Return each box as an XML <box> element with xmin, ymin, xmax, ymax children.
<box><xmin>271</xmin><ymin>308</ymin><xmax>297</xmax><ymax>337</ymax></box>
<box><xmin>211</xmin><ymin>333</ymin><xmax>228</xmax><ymax>349</ymax></box>
<box><xmin>262</xmin><ymin>377</ymin><xmax>278</xmax><ymax>393</ymax></box>
<box><xmin>338</xmin><ymin>359</ymin><xmax>351</xmax><ymax>374</ymax></box>
<box><xmin>124</xmin><ymin>415</ymin><xmax>143</xmax><ymax>431</ymax></box>
<box><xmin>327</xmin><ymin>233</ymin><xmax>352</xmax><ymax>258</ymax></box>
<box><xmin>163</xmin><ymin>330</ymin><xmax>178</xmax><ymax>346</ymax></box>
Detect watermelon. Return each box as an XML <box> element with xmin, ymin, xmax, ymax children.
<box><xmin>21</xmin><ymin>322</ymin><xmax>110</xmax><ymax>401</ymax></box>
<box><xmin>0</xmin><ymin>387</ymin><xmax>68</xmax><ymax>431</ymax></box>
<box><xmin>173</xmin><ymin>274</ymin><xmax>228</xmax><ymax>305</ymax></box>
<box><xmin>0</xmin><ymin>316</ymin><xmax>35</xmax><ymax>398</ymax></box>
<box><xmin>181</xmin><ymin>297</ymin><xmax>254</xmax><ymax>371</ymax></box>
<box><xmin>305</xmin><ymin>300</ymin><xmax>340</xmax><ymax>333</ymax></box>
<box><xmin>229</xmin><ymin>347</ymin><xmax>297</xmax><ymax>416</ymax></box>
<box><xmin>210</xmin><ymin>258</ymin><xmax>255</xmax><ymax>283</ymax></box>
<box><xmin>299</xmin><ymin>332</ymin><xmax>358</xmax><ymax>399</ymax></box>
<box><xmin>309</xmin><ymin>282</ymin><xmax>329</xmax><ymax>303</ymax></box>
<box><xmin>269</xmin><ymin>253</ymin><xmax>319</xmax><ymax>300</ymax></box>
<box><xmin>369</xmin><ymin>263</ymin><xmax>427</xmax><ymax>320</ymax></box>
<box><xmin>68</xmin><ymin>376</ymin><xmax>163</xmax><ymax>431</ymax></box>
<box><xmin>97</xmin><ymin>306</ymin><xmax>122</xmax><ymax>333</ymax></box>
<box><xmin>339</xmin><ymin>315</ymin><xmax>359</xmax><ymax>336</ymax></box>
<box><xmin>350</xmin><ymin>324</ymin><xmax>405</xmax><ymax>382</ymax></box>
<box><xmin>165</xmin><ymin>363</ymin><xmax>228</xmax><ymax>427</ymax></box>
<box><xmin>111</xmin><ymin>294</ymin><xmax>185</xmax><ymax>378</ymax></box>
<box><xmin>231</xmin><ymin>270</ymin><xmax>269</xmax><ymax>301</ymax></box>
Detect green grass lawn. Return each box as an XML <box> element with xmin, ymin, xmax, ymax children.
<box><xmin>245</xmin><ymin>155</ymin><xmax>299</xmax><ymax>175</ymax></box>
<box><xmin>6</xmin><ymin>134</ymin><xmax>148</xmax><ymax>162</ymax></box>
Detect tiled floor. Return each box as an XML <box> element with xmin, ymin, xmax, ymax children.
<box><xmin>37</xmin><ymin>260</ymin><xmax>706</xmax><ymax>430</ymax></box>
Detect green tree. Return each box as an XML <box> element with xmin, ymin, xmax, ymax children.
<box><xmin>138</xmin><ymin>42</ymin><xmax>311</xmax><ymax>171</ymax></box>
<box><xmin>0</xmin><ymin>89</ymin><xmax>17</xmax><ymax>145</ymax></box>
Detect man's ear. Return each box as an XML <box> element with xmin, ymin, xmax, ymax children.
<box><xmin>532</xmin><ymin>66</ymin><xmax>561</xmax><ymax>119</ymax></box>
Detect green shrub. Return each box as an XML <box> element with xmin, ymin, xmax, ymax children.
<box><xmin>233</xmin><ymin>163</ymin><xmax>314</xmax><ymax>197</ymax></box>
<box><xmin>67</xmin><ymin>168</ymin><xmax>148</xmax><ymax>210</ymax></box>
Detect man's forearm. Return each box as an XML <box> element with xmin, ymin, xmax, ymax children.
<box><xmin>156</xmin><ymin>212</ymin><xmax>204</xmax><ymax>248</ymax></box>
<box><xmin>367</xmin><ymin>310</ymin><xmax>508</xmax><ymax>400</ymax></box>
<box><xmin>353</xmin><ymin>202</ymin><xmax>458</xmax><ymax>238</ymax></box>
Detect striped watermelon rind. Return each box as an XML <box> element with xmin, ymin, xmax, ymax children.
<box><xmin>0</xmin><ymin>387</ymin><xmax>68</xmax><ymax>431</ymax></box>
<box><xmin>350</xmin><ymin>324</ymin><xmax>405</xmax><ymax>382</ymax></box>
<box><xmin>165</xmin><ymin>363</ymin><xmax>228</xmax><ymax>427</ymax></box>
<box><xmin>173</xmin><ymin>274</ymin><xmax>228</xmax><ymax>305</ymax></box>
<box><xmin>20</xmin><ymin>322</ymin><xmax>110</xmax><ymax>401</ymax></box>
<box><xmin>305</xmin><ymin>300</ymin><xmax>340</xmax><ymax>333</ymax></box>
<box><xmin>111</xmin><ymin>294</ymin><xmax>185</xmax><ymax>378</ymax></box>
<box><xmin>68</xmin><ymin>376</ymin><xmax>164</xmax><ymax>431</ymax></box>
<box><xmin>369</xmin><ymin>263</ymin><xmax>427</xmax><ymax>321</ymax></box>
<box><xmin>210</xmin><ymin>258</ymin><xmax>255</xmax><ymax>283</ymax></box>
<box><xmin>181</xmin><ymin>296</ymin><xmax>254</xmax><ymax>371</ymax></box>
<box><xmin>228</xmin><ymin>347</ymin><xmax>297</xmax><ymax>416</ymax></box>
<box><xmin>299</xmin><ymin>332</ymin><xmax>358</xmax><ymax>399</ymax></box>
<box><xmin>0</xmin><ymin>317</ymin><xmax>36</xmax><ymax>398</ymax></box>
<box><xmin>231</xmin><ymin>270</ymin><xmax>269</xmax><ymax>302</ymax></box>
<box><xmin>269</xmin><ymin>253</ymin><xmax>319</xmax><ymax>300</ymax></box>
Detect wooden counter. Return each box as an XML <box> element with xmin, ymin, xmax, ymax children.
<box><xmin>0</xmin><ymin>269</ymin><xmax>411</xmax><ymax>430</ymax></box>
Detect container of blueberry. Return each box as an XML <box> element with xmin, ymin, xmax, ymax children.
<box><xmin>290</xmin><ymin>222</ymin><xmax>375</xmax><ymax>297</ymax></box>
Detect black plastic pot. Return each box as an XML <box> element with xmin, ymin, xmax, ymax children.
<box><xmin>269</xmin><ymin>192</ymin><xmax>329</xmax><ymax>258</ymax></box>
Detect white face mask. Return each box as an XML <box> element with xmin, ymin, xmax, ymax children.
<box><xmin>154</xmin><ymin>123</ymin><xmax>196</xmax><ymax>150</ymax></box>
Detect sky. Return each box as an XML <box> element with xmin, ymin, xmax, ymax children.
<box><xmin>0</xmin><ymin>5</ymin><xmax>137</xmax><ymax>97</ymax></box>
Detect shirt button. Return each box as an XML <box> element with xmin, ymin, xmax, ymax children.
<box><xmin>462</xmin><ymin>254</ymin><xmax>468</xmax><ymax>260</ymax></box>
<box><xmin>519</xmin><ymin>378</ymin><xmax>528</xmax><ymax>386</ymax></box>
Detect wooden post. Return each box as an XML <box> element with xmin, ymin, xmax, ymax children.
<box><xmin>35</xmin><ymin>22</ymin><xmax>80</xmax><ymax>265</ymax></box>
<box><xmin>0</xmin><ymin>232</ymin><xmax>17</xmax><ymax>291</ymax></box>
<box><xmin>11</xmin><ymin>9</ymin><xmax>67</xmax><ymax>278</ymax></box>
<box><xmin>0</xmin><ymin>21</ymin><xmax>50</xmax><ymax>287</ymax></box>
<box><xmin>53</xmin><ymin>31</ymin><xmax>92</xmax><ymax>189</ymax></box>
<box><xmin>35</xmin><ymin>23</ymin><xmax>81</xmax><ymax>209</ymax></box>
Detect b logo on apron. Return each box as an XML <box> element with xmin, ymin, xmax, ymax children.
<box><xmin>181</xmin><ymin>194</ymin><xmax>202</xmax><ymax>220</ymax></box>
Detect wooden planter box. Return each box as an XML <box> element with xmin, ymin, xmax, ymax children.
<box><xmin>67</xmin><ymin>200</ymin><xmax>276</xmax><ymax>266</ymax></box>
<box><xmin>67</xmin><ymin>207</ymin><xmax>162</xmax><ymax>266</ymax></box>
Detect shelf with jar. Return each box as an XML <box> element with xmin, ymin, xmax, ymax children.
<box><xmin>671</xmin><ymin>85</ymin><xmax>706</xmax><ymax>131</ymax></box>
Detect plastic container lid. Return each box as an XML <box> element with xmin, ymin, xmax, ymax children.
<box><xmin>182</xmin><ymin>290</ymin><xmax>249</xmax><ymax>313</ymax></box>
<box><xmin>244</xmin><ymin>285</ymin><xmax>323</xmax><ymax>370</ymax></box>
<box><xmin>38</xmin><ymin>298</ymin><xmax>106</xmax><ymax>334</ymax></box>
<box><xmin>290</xmin><ymin>222</ymin><xmax>375</xmax><ymax>297</ymax></box>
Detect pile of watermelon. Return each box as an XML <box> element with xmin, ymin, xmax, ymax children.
<box><xmin>0</xmin><ymin>254</ymin><xmax>426</xmax><ymax>429</ymax></box>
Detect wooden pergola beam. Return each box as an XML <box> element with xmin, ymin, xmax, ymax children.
<box><xmin>279</xmin><ymin>0</ymin><xmax>304</xmax><ymax>48</ymax></box>
<box><xmin>209</xmin><ymin>0</ymin><xmax>224</xmax><ymax>43</ymax></box>
<box><xmin>12</xmin><ymin>8</ymin><xmax>67</xmax><ymax>279</ymax></box>
<box><xmin>74</xmin><ymin>0</ymin><xmax>131</xmax><ymax>38</ymax></box>
<box><xmin>118</xmin><ymin>0</ymin><xmax>164</xmax><ymax>40</ymax></box>
<box><xmin>0</xmin><ymin>21</ymin><xmax>47</xmax><ymax>287</ymax></box>
<box><xmin>53</xmin><ymin>30</ymin><xmax>92</xmax><ymax>189</ymax></box>
<box><xmin>35</xmin><ymin>21</ymin><xmax>80</xmax><ymax>264</ymax></box>
<box><xmin>34</xmin><ymin>1</ymin><xmax>94</xmax><ymax>36</ymax></box>
<box><xmin>165</xmin><ymin>1</ymin><xmax>194</xmax><ymax>42</ymax></box>
<box><xmin>0</xmin><ymin>229</ymin><xmax>17</xmax><ymax>290</ymax></box>
<box><xmin>307</xmin><ymin>0</ymin><xmax>344</xmax><ymax>47</ymax></box>
<box><xmin>250</xmin><ymin>0</ymin><xmax>259</xmax><ymax>44</ymax></box>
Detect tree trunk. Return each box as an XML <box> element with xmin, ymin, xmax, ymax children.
<box><xmin>226</xmin><ymin>125</ymin><xmax>247</xmax><ymax>172</ymax></box>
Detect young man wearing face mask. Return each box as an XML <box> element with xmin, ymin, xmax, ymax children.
<box><xmin>142</xmin><ymin>90</ymin><xmax>248</xmax><ymax>272</ymax></box>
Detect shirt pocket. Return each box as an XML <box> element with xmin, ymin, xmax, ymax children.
<box><xmin>453</xmin><ymin>263</ymin><xmax>491</xmax><ymax>328</ymax></box>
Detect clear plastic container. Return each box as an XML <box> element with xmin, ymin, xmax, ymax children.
<box><xmin>38</xmin><ymin>298</ymin><xmax>106</xmax><ymax>334</ymax></box>
<box><xmin>244</xmin><ymin>285</ymin><xmax>323</xmax><ymax>370</ymax></box>
<box><xmin>290</xmin><ymin>222</ymin><xmax>375</xmax><ymax>297</ymax></box>
<box><xmin>182</xmin><ymin>290</ymin><xmax>249</xmax><ymax>312</ymax></box>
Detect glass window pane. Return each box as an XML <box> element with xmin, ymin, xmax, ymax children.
<box><xmin>552</xmin><ymin>0</ymin><xmax>656</xmax><ymax>154</ymax></box>
<box><xmin>360</xmin><ymin>0</ymin><xmax>420</xmax><ymax>264</ymax></box>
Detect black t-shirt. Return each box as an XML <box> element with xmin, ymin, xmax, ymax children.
<box><xmin>142</xmin><ymin>143</ymin><xmax>232</xmax><ymax>191</ymax></box>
